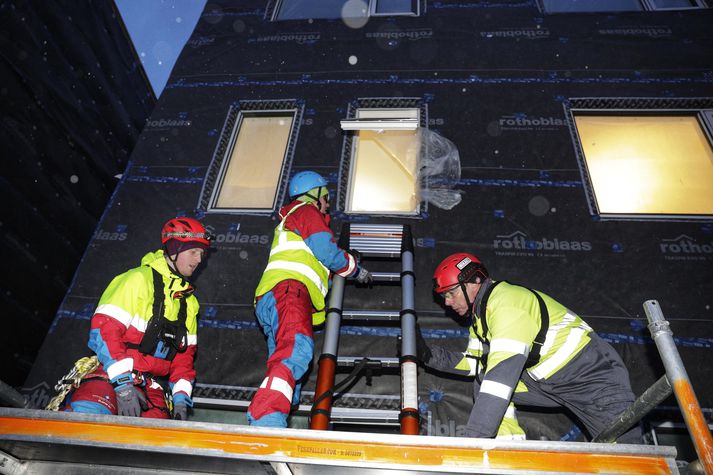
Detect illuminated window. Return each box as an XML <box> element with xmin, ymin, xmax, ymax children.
<box><xmin>199</xmin><ymin>101</ymin><xmax>302</xmax><ymax>215</ymax></box>
<box><xmin>338</xmin><ymin>100</ymin><xmax>426</xmax><ymax>216</ymax></box>
<box><xmin>538</xmin><ymin>0</ymin><xmax>706</xmax><ymax>12</ymax></box>
<box><xmin>271</xmin><ymin>0</ymin><xmax>419</xmax><ymax>21</ymax></box>
<box><xmin>568</xmin><ymin>99</ymin><xmax>713</xmax><ymax>220</ymax></box>
<box><xmin>649</xmin><ymin>0</ymin><xmax>705</xmax><ymax>8</ymax></box>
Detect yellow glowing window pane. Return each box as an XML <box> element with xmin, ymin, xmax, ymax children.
<box><xmin>347</xmin><ymin>109</ymin><xmax>421</xmax><ymax>213</ymax></box>
<box><xmin>574</xmin><ymin>115</ymin><xmax>713</xmax><ymax>216</ymax></box>
<box><xmin>214</xmin><ymin>114</ymin><xmax>293</xmax><ymax>210</ymax></box>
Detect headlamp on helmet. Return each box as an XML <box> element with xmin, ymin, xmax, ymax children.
<box><xmin>161</xmin><ymin>217</ymin><xmax>211</xmax><ymax>255</ymax></box>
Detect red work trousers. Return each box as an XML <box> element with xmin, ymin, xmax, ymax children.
<box><xmin>248</xmin><ymin>280</ymin><xmax>315</xmax><ymax>427</ymax></box>
<box><xmin>63</xmin><ymin>367</ymin><xmax>169</xmax><ymax>419</ymax></box>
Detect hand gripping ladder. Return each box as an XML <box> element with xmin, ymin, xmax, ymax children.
<box><xmin>310</xmin><ymin>223</ymin><xmax>420</xmax><ymax>435</ymax></box>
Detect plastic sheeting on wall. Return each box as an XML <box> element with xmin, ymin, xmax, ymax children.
<box><xmin>419</xmin><ymin>128</ymin><xmax>463</xmax><ymax>210</ymax></box>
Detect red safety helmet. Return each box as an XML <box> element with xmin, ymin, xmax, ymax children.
<box><xmin>432</xmin><ymin>252</ymin><xmax>488</xmax><ymax>294</ymax></box>
<box><xmin>161</xmin><ymin>217</ymin><xmax>211</xmax><ymax>247</ymax></box>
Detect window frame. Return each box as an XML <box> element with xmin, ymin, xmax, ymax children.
<box><xmin>198</xmin><ymin>100</ymin><xmax>303</xmax><ymax>215</ymax></box>
<box><xmin>267</xmin><ymin>0</ymin><xmax>421</xmax><ymax>21</ymax></box>
<box><xmin>642</xmin><ymin>0</ymin><xmax>708</xmax><ymax>10</ymax></box>
<box><xmin>536</xmin><ymin>0</ymin><xmax>708</xmax><ymax>13</ymax></box>
<box><xmin>565</xmin><ymin>97</ymin><xmax>713</xmax><ymax>222</ymax></box>
<box><xmin>337</xmin><ymin>97</ymin><xmax>428</xmax><ymax>217</ymax></box>
<box><xmin>370</xmin><ymin>0</ymin><xmax>420</xmax><ymax>17</ymax></box>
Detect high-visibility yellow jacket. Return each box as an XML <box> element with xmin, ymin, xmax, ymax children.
<box><xmin>426</xmin><ymin>280</ymin><xmax>592</xmax><ymax>439</ymax></box>
<box><xmin>254</xmin><ymin>201</ymin><xmax>357</xmax><ymax>325</ymax></box>
<box><xmin>88</xmin><ymin>249</ymin><xmax>198</xmax><ymax>398</ymax></box>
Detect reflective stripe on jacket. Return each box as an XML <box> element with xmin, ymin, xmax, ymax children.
<box><xmin>464</xmin><ymin>281</ymin><xmax>592</xmax><ymax>380</ymax></box>
<box><xmin>254</xmin><ymin>202</ymin><xmax>331</xmax><ymax>325</ymax></box>
<box><xmin>88</xmin><ymin>249</ymin><xmax>198</xmax><ymax>397</ymax></box>
<box><xmin>497</xmin><ymin>404</ymin><xmax>526</xmax><ymax>440</ymax></box>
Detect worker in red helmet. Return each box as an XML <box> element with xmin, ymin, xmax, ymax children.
<box><xmin>420</xmin><ymin>252</ymin><xmax>641</xmax><ymax>443</ymax></box>
<box><xmin>62</xmin><ymin>217</ymin><xmax>211</xmax><ymax>420</ymax></box>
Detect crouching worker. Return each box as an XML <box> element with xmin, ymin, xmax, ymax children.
<box><xmin>62</xmin><ymin>217</ymin><xmax>211</xmax><ymax>420</ymax></box>
<box><xmin>419</xmin><ymin>252</ymin><xmax>641</xmax><ymax>443</ymax></box>
<box><xmin>248</xmin><ymin>171</ymin><xmax>372</xmax><ymax>427</ymax></box>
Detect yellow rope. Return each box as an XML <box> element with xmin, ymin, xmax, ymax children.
<box><xmin>45</xmin><ymin>356</ymin><xmax>100</xmax><ymax>411</ymax></box>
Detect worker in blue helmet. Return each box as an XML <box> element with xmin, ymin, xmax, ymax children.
<box><xmin>288</xmin><ymin>170</ymin><xmax>329</xmax><ymax>203</ymax></box>
<box><xmin>248</xmin><ymin>170</ymin><xmax>372</xmax><ymax>427</ymax></box>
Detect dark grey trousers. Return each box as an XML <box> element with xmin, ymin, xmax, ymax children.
<box><xmin>514</xmin><ymin>333</ymin><xmax>642</xmax><ymax>444</ymax></box>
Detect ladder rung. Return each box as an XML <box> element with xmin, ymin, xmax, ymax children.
<box><xmin>194</xmin><ymin>398</ymin><xmax>400</xmax><ymax>425</ymax></box>
<box><xmin>350</xmin><ymin>241</ymin><xmax>401</xmax><ymax>253</ymax></box>
<box><xmin>368</xmin><ymin>272</ymin><xmax>400</xmax><ymax>282</ymax></box>
<box><xmin>353</xmin><ymin>249</ymin><xmax>402</xmax><ymax>258</ymax></box>
<box><xmin>327</xmin><ymin>408</ymin><xmax>400</xmax><ymax>425</ymax></box>
<box><xmin>349</xmin><ymin>224</ymin><xmax>404</xmax><ymax>234</ymax></box>
<box><xmin>342</xmin><ymin>310</ymin><xmax>400</xmax><ymax>321</ymax></box>
<box><xmin>349</xmin><ymin>235</ymin><xmax>401</xmax><ymax>247</ymax></box>
<box><xmin>337</xmin><ymin>357</ymin><xmax>400</xmax><ymax>368</ymax></box>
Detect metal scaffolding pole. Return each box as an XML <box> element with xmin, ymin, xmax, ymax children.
<box><xmin>644</xmin><ymin>300</ymin><xmax>713</xmax><ymax>474</ymax></box>
<box><xmin>593</xmin><ymin>376</ymin><xmax>672</xmax><ymax>443</ymax></box>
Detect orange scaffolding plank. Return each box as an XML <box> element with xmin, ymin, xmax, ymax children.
<box><xmin>0</xmin><ymin>409</ymin><xmax>679</xmax><ymax>474</ymax></box>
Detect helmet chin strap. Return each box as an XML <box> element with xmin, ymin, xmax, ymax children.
<box><xmin>459</xmin><ymin>282</ymin><xmax>473</xmax><ymax>318</ymax></box>
<box><xmin>164</xmin><ymin>244</ymin><xmax>190</xmax><ymax>282</ymax></box>
<box><xmin>300</xmin><ymin>187</ymin><xmax>329</xmax><ymax>214</ymax></box>
<box><xmin>459</xmin><ymin>278</ymin><xmax>480</xmax><ymax>319</ymax></box>
<box><xmin>300</xmin><ymin>186</ymin><xmax>326</xmax><ymax>205</ymax></box>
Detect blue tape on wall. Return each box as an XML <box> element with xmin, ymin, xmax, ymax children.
<box><xmin>50</xmin><ymin>311</ymin><xmax>713</xmax><ymax>349</ymax></box>
<box><xmin>458</xmin><ymin>178</ymin><xmax>582</xmax><ymax>188</ymax></box>
<box><xmin>431</xmin><ymin>1</ymin><xmax>535</xmax><ymax>9</ymax></box>
<box><xmin>127</xmin><ymin>176</ymin><xmax>204</xmax><ymax>184</ymax></box>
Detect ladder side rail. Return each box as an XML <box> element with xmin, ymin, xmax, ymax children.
<box><xmin>644</xmin><ymin>299</ymin><xmax>713</xmax><ymax>474</ymax></box>
<box><xmin>399</xmin><ymin>225</ymin><xmax>420</xmax><ymax>435</ymax></box>
<box><xmin>310</xmin><ymin>275</ymin><xmax>346</xmax><ymax>430</ymax></box>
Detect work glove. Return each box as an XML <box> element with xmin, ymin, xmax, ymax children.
<box><xmin>172</xmin><ymin>393</ymin><xmax>193</xmax><ymax>420</ymax></box>
<box><xmin>354</xmin><ymin>266</ymin><xmax>373</xmax><ymax>285</ymax></box>
<box><xmin>114</xmin><ymin>383</ymin><xmax>148</xmax><ymax>417</ymax></box>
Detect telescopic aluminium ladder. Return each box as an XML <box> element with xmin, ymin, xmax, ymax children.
<box><xmin>309</xmin><ymin>223</ymin><xmax>420</xmax><ymax>434</ymax></box>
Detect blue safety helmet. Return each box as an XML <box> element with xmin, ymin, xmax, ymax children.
<box><xmin>289</xmin><ymin>171</ymin><xmax>328</xmax><ymax>199</ymax></box>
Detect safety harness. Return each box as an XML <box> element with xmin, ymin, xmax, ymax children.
<box><xmin>49</xmin><ymin>268</ymin><xmax>189</xmax><ymax>414</ymax></box>
<box><xmin>126</xmin><ymin>267</ymin><xmax>190</xmax><ymax>361</ymax></box>
<box><xmin>469</xmin><ymin>281</ymin><xmax>549</xmax><ymax>382</ymax></box>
